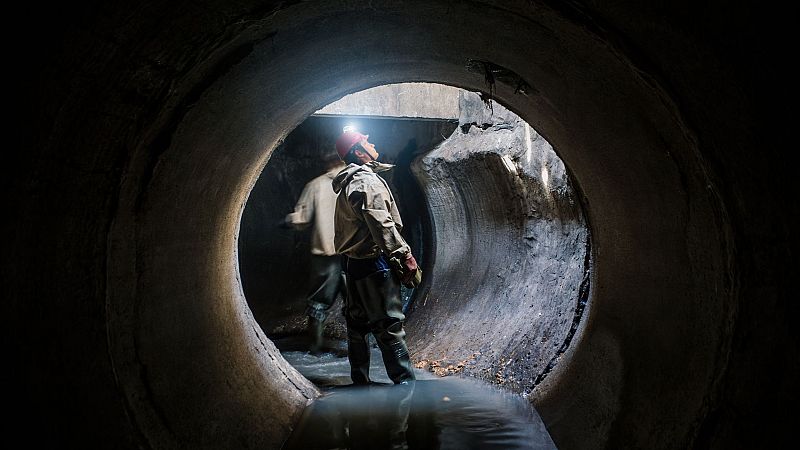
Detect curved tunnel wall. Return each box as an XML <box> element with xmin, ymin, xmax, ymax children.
<box><xmin>8</xmin><ymin>1</ymin><xmax>793</xmax><ymax>449</ymax></box>
<box><xmin>406</xmin><ymin>95</ymin><xmax>589</xmax><ymax>396</ymax></box>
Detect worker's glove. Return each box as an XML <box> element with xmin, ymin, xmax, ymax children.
<box><xmin>399</xmin><ymin>253</ymin><xmax>422</xmax><ymax>288</ymax></box>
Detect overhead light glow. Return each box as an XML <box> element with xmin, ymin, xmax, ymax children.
<box><xmin>343</xmin><ymin>124</ymin><xmax>358</xmax><ymax>133</ymax></box>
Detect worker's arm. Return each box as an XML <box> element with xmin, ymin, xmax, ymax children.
<box><xmin>284</xmin><ymin>181</ymin><xmax>315</xmax><ymax>229</ymax></box>
<box><xmin>354</xmin><ymin>188</ymin><xmax>411</xmax><ymax>259</ymax></box>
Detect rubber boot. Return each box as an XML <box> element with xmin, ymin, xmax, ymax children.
<box><xmin>374</xmin><ymin>330</ymin><xmax>416</xmax><ymax>384</ymax></box>
<box><xmin>347</xmin><ymin>327</ymin><xmax>371</xmax><ymax>384</ymax></box>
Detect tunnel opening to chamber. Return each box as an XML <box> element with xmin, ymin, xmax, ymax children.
<box><xmin>99</xmin><ymin>4</ymin><xmax>737</xmax><ymax>448</ymax></box>
<box><xmin>239</xmin><ymin>82</ymin><xmax>591</xmax><ymax>392</ymax></box>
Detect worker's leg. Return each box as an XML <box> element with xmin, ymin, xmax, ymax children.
<box><xmin>345</xmin><ymin>322</ymin><xmax>371</xmax><ymax>384</ymax></box>
<box><xmin>305</xmin><ymin>255</ymin><xmax>344</xmax><ymax>352</ymax></box>
<box><xmin>343</xmin><ymin>271</ymin><xmax>372</xmax><ymax>385</ymax></box>
<box><xmin>358</xmin><ymin>270</ymin><xmax>416</xmax><ymax>384</ymax></box>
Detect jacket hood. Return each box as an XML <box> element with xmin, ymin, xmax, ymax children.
<box><xmin>332</xmin><ymin>164</ymin><xmax>364</xmax><ymax>194</ymax></box>
<box><xmin>332</xmin><ymin>162</ymin><xmax>394</xmax><ymax>193</ymax></box>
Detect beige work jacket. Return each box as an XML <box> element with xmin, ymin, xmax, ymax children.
<box><xmin>285</xmin><ymin>165</ymin><xmax>343</xmax><ymax>256</ymax></box>
<box><xmin>332</xmin><ymin>162</ymin><xmax>411</xmax><ymax>260</ymax></box>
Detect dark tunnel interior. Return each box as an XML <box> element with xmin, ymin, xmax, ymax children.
<box><xmin>240</xmin><ymin>85</ymin><xmax>589</xmax><ymax>396</ymax></box>
<box><xmin>7</xmin><ymin>1</ymin><xmax>796</xmax><ymax>449</ymax></box>
<box><xmin>239</xmin><ymin>112</ymin><xmax>457</xmax><ymax>338</ymax></box>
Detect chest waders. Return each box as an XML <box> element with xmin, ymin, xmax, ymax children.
<box><xmin>343</xmin><ymin>254</ymin><xmax>415</xmax><ymax>384</ymax></box>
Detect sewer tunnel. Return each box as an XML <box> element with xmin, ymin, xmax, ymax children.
<box><xmin>10</xmin><ymin>1</ymin><xmax>793</xmax><ymax>449</ymax></box>
<box><xmin>101</xmin><ymin>11</ymin><xmax>732</xmax><ymax>446</ymax></box>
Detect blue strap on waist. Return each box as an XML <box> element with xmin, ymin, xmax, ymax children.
<box><xmin>345</xmin><ymin>254</ymin><xmax>390</xmax><ymax>280</ymax></box>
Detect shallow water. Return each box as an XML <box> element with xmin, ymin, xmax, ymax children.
<box><xmin>277</xmin><ymin>337</ymin><xmax>557</xmax><ymax>449</ymax></box>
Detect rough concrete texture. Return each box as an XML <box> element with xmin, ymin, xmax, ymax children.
<box><xmin>6</xmin><ymin>1</ymin><xmax>795</xmax><ymax>449</ymax></box>
<box><xmin>315</xmin><ymin>82</ymin><xmax>461</xmax><ymax>119</ymax></box>
<box><xmin>407</xmin><ymin>92</ymin><xmax>589</xmax><ymax>397</ymax></box>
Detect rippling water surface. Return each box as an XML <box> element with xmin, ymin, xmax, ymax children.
<box><xmin>277</xmin><ymin>337</ymin><xmax>557</xmax><ymax>449</ymax></box>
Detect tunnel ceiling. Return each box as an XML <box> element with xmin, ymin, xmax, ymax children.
<box><xmin>314</xmin><ymin>82</ymin><xmax>462</xmax><ymax>120</ymax></box>
<box><xmin>8</xmin><ymin>1</ymin><xmax>795</xmax><ymax>450</ymax></box>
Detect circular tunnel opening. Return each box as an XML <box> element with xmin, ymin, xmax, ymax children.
<box><xmin>239</xmin><ymin>82</ymin><xmax>591</xmax><ymax>394</ymax></box>
<box><xmin>104</xmin><ymin>3</ymin><xmax>734</xmax><ymax>448</ymax></box>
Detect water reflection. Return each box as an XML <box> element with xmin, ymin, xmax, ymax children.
<box><xmin>283</xmin><ymin>377</ymin><xmax>556</xmax><ymax>450</ymax></box>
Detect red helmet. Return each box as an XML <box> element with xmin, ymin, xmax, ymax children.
<box><xmin>335</xmin><ymin>129</ymin><xmax>368</xmax><ymax>159</ymax></box>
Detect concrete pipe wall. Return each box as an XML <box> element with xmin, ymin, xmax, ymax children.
<box><xmin>406</xmin><ymin>93</ymin><xmax>590</xmax><ymax>399</ymax></box>
<box><xmin>7</xmin><ymin>1</ymin><xmax>793</xmax><ymax>449</ymax></box>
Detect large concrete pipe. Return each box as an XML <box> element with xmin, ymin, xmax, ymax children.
<box><xmin>7</xmin><ymin>1</ymin><xmax>793</xmax><ymax>449</ymax></box>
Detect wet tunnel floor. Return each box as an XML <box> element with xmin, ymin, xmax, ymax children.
<box><xmin>275</xmin><ymin>336</ymin><xmax>557</xmax><ymax>449</ymax></box>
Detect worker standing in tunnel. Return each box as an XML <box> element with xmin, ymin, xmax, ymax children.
<box><xmin>332</xmin><ymin>127</ymin><xmax>422</xmax><ymax>385</ymax></box>
<box><xmin>283</xmin><ymin>152</ymin><xmax>348</xmax><ymax>354</ymax></box>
